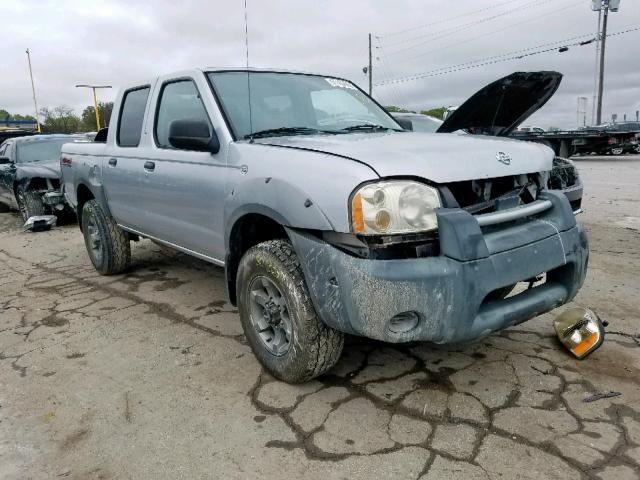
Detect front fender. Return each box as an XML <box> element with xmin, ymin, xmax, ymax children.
<box><xmin>224</xmin><ymin>176</ymin><xmax>334</xmax><ymax>248</ymax></box>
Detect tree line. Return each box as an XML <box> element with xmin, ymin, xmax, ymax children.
<box><xmin>385</xmin><ymin>105</ymin><xmax>447</xmax><ymax>119</ymax></box>
<box><xmin>0</xmin><ymin>103</ymin><xmax>114</xmax><ymax>134</ymax></box>
<box><xmin>5</xmin><ymin>102</ymin><xmax>441</xmax><ymax>134</ymax></box>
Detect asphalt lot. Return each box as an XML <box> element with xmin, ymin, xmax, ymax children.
<box><xmin>1</xmin><ymin>155</ymin><xmax>639</xmax><ymax>480</ymax></box>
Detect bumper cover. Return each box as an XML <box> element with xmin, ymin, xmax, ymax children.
<box><xmin>287</xmin><ymin>191</ymin><xmax>588</xmax><ymax>344</ymax></box>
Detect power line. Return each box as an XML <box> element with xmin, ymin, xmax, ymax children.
<box><xmin>375</xmin><ymin>25</ymin><xmax>640</xmax><ymax>87</ymax></box>
<box><xmin>382</xmin><ymin>0</ymin><xmax>554</xmax><ymax>51</ymax></box>
<box><xmin>378</xmin><ymin>0</ymin><xmax>530</xmax><ymax>39</ymax></box>
<box><xmin>375</xmin><ymin>43</ymin><xmax>411</xmax><ymax>107</ymax></box>
<box><xmin>382</xmin><ymin>0</ymin><xmax>582</xmax><ymax>61</ymax></box>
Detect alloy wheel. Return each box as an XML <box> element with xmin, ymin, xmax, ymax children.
<box><xmin>248</xmin><ymin>276</ymin><xmax>293</xmax><ymax>356</ymax></box>
<box><xmin>86</xmin><ymin>216</ymin><xmax>103</xmax><ymax>265</ymax></box>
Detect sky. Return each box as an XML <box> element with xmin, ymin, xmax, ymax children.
<box><xmin>1</xmin><ymin>0</ymin><xmax>639</xmax><ymax>129</ymax></box>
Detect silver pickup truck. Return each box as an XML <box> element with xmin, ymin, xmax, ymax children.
<box><xmin>61</xmin><ymin>68</ymin><xmax>588</xmax><ymax>383</ymax></box>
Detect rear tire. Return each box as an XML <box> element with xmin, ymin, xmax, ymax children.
<box><xmin>16</xmin><ymin>186</ymin><xmax>45</xmax><ymax>222</ymax></box>
<box><xmin>610</xmin><ymin>147</ymin><xmax>624</xmax><ymax>155</ymax></box>
<box><xmin>236</xmin><ymin>239</ymin><xmax>344</xmax><ymax>383</ymax></box>
<box><xmin>81</xmin><ymin>199</ymin><xmax>130</xmax><ymax>275</ymax></box>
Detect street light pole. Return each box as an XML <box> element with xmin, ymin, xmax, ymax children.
<box><xmin>76</xmin><ymin>84</ymin><xmax>112</xmax><ymax>130</ymax></box>
<box><xmin>25</xmin><ymin>49</ymin><xmax>42</xmax><ymax>133</ymax></box>
<box><xmin>591</xmin><ymin>8</ymin><xmax>602</xmax><ymax>125</ymax></box>
<box><xmin>596</xmin><ymin>1</ymin><xmax>609</xmax><ymax>125</ymax></box>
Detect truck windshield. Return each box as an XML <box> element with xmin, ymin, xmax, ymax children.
<box><xmin>207</xmin><ymin>71</ymin><xmax>400</xmax><ymax>139</ymax></box>
<box><xmin>16</xmin><ymin>139</ymin><xmax>70</xmax><ymax>163</ymax></box>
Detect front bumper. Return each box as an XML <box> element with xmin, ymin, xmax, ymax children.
<box><xmin>287</xmin><ymin>190</ymin><xmax>588</xmax><ymax>344</ymax></box>
<box><xmin>42</xmin><ymin>190</ymin><xmax>66</xmax><ymax>208</ymax></box>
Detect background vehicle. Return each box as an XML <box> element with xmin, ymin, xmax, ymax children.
<box><xmin>516</xmin><ymin>126</ymin><xmax>546</xmax><ymax>133</ymax></box>
<box><xmin>391</xmin><ymin>112</ymin><xmax>443</xmax><ymax>133</ymax></box>
<box><xmin>62</xmin><ymin>68</ymin><xmax>588</xmax><ymax>383</ymax></box>
<box><xmin>0</xmin><ymin>134</ymin><xmax>77</xmax><ymax>221</ymax></box>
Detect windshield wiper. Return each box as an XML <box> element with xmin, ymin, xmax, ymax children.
<box><xmin>340</xmin><ymin>124</ymin><xmax>397</xmax><ymax>133</ymax></box>
<box><xmin>245</xmin><ymin>127</ymin><xmax>320</xmax><ymax>139</ymax></box>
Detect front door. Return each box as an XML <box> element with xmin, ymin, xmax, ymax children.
<box><xmin>0</xmin><ymin>141</ymin><xmax>17</xmax><ymax>208</ymax></box>
<box><xmin>134</xmin><ymin>78</ymin><xmax>227</xmax><ymax>262</ymax></box>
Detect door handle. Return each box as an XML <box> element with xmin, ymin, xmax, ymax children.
<box><xmin>143</xmin><ymin>161</ymin><xmax>155</xmax><ymax>171</ymax></box>
<box><xmin>108</xmin><ymin>158</ymin><xmax>117</xmax><ymax>167</ymax></box>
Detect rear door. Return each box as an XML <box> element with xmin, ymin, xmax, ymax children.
<box><xmin>102</xmin><ymin>85</ymin><xmax>152</xmax><ymax>227</ymax></box>
<box><xmin>133</xmin><ymin>76</ymin><xmax>228</xmax><ymax>262</ymax></box>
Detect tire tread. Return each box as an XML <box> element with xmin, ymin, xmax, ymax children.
<box><xmin>239</xmin><ymin>239</ymin><xmax>344</xmax><ymax>383</ymax></box>
<box><xmin>82</xmin><ymin>200</ymin><xmax>130</xmax><ymax>275</ymax></box>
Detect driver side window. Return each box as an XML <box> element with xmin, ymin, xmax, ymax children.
<box><xmin>155</xmin><ymin>79</ymin><xmax>211</xmax><ymax>149</ymax></box>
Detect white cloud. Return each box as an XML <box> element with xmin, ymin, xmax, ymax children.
<box><xmin>2</xmin><ymin>0</ymin><xmax>638</xmax><ymax>128</ymax></box>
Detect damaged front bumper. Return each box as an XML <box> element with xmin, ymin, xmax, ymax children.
<box><xmin>287</xmin><ymin>190</ymin><xmax>588</xmax><ymax>344</ymax></box>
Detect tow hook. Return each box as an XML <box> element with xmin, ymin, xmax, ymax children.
<box><xmin>553</xmin><ymin>307</ymin><xmax>607</xmax><ymax>359</ymax></box>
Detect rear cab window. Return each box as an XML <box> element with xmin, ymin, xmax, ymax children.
<box><xmin>117</xmin><ymin>86</ymin><xmax>151</xmax><ymax>147</ymax></box>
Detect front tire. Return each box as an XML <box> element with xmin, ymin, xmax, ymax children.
<box><xmin>237</xmin><ymin>239</ymin><xmax>344</xmax><ymax>383</ymax></box>
<box><xmin>16</xmin><ymin>186</ymin><xmax>45</xmax><ymax>222</ymax></box>
<box><xmin>81</xmin><ymin>200</ymin><xmax>131</xmax><ymax>275</ymax></box>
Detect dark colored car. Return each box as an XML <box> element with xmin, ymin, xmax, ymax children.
<box><xmin>575</xmin><ymin>123</ymin><xmax>640</xmax><ymax>155</ymax></box>
<box><xmin>0</xmin><ymin>134</ymin><xmax>78</xmax><ymax>221</ymax></box>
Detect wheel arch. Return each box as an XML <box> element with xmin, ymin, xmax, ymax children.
<box><xmin>75</xmin><ymin>182</ymin><xmax>108</xmax><ymax>231</ymax></box>
<box><xmin>225</xmin><ymin>208</ymin><xmax>290</xmax><ymax>306</ymax></box>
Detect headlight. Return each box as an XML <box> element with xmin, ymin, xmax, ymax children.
<box><xmin>351</xmin><ymin>180</ymin><xmax>441</xmax><ymax>235</ymax></box>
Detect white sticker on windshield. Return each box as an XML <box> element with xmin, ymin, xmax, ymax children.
<box><xmin>325</xmin><ymin>78</ymin><xmax>358</xmax><ymax>90</ymax></box>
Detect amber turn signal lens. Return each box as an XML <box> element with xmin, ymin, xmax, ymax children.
<box><xmin>553</xmin><ymin>307</ymin><xmax>605</xmax><ymax>360</ymax></box>
<box><xmin>571</xmin><ymin>332</ymin><xmax>600</xmax><ymax>357</ymax></box>
<box><xmin>352</xmin><ymin>192</ymin><xmax>364</xmax><ymax>233</ymax></box>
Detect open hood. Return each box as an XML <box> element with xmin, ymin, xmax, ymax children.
<box><xmin>437</xmin><ymin>71</ymin><xmax>562</xmax><ymax>136</ymax></box>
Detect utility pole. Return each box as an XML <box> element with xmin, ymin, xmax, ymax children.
<box><xmin>25</xmin><ymin>49</ymin><xmax>42</xmax><ymax>133</ymax></box>
<box><xmin>76</xmin><ymin>84</ymin><xmax>112</xmax><ymax>130</ymax></box>
<box><xmin>591</xmin><ymin>8</ymin><xmax>602</xmax><ymax>125</ymax></box>
<box><xmin>595</xmin><ymin>1</ymin><xmax>609</xmax><ymax>125</ymax></box>
<box><xmin>368</xmin><ymin>33</ymin><xmax>373</xmax><ymax>96</ymax></box>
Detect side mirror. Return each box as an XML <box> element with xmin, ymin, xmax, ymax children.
<box><xmin>0</xmin><ymin>156</ymin><xmax>12</xmax><ymax>165</ymax></box>
<box><xmin>395</xmin><ymin>118</ymin><xmax>413</xmax><ymax>131</ymax></box>
<box><xmin>168</xmin><ymin>119</ymin><xmax>220</xmax><ymax>154</ymax></box>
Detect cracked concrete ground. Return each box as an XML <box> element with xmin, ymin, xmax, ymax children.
<box><xmin>1</xmin><ymin>155</ymin><xmax>639</xmax><ymax>480</ymax></box>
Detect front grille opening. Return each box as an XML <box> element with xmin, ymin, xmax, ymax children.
<box><xmin>442</xmin><ymin>174</ymin><xmax>542</xmax><ymax>215</ymax></box>
<box><xmin>483</xmin><ymin>273</ymin><xmax>548</xmax><ymax>306</ymax></box>
<box><xmin>481</xmin><ymin>262</ymin><xmax>576</xmax><ymax>309</ymax></box>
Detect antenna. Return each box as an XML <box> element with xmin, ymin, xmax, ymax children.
<box><xmin>244</xmin><ymin>0</ymin><xmax>254</xmax><ymax>142</ymax></box>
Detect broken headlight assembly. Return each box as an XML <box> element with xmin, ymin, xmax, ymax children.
<box><xmin>351</xmin><ymin>180</ymin><xmax>441</xmax><ymax>235</ymax></box>
<box><xmin>553</xmin><ymin>307</ymin><xmax>606</xmax><ymax>359</ymax></box>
